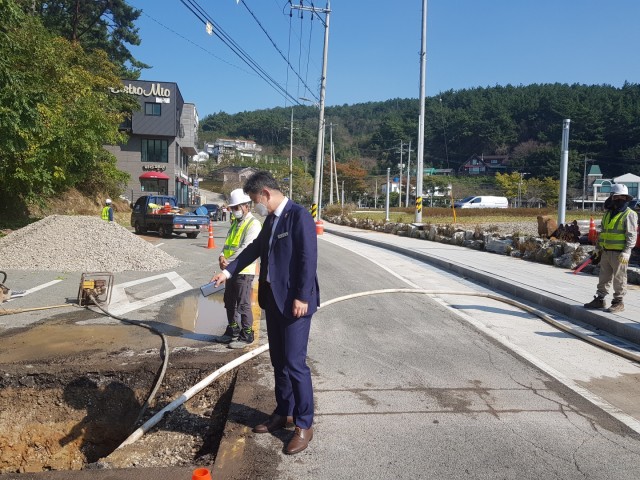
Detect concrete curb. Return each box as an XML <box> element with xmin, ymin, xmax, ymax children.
<box><xmin>324</xmin><ymin>226</ymin><xmax>640</xmax><ymax>345</ymax></box>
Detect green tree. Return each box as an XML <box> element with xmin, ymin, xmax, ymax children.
<box><xmin>17</xmin><ymin>0</ymin><xmax>148</xmax><ymax>77</ymax></box>
<box><xmin>495</xmin><ymin>172</ymin><xmax>522</xmax><ymax>202</ymax></box>
<box><xmin>0</xmin><ymin>1</ymin><xmax>136</xmax><ymax>215</ymax></box>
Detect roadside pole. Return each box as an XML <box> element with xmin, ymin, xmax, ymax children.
<box><xmin>415</xmin><ymin>0</ymin><xmax>427</xmax><ymax>223</ymax></box>
<box><xmin>385</xmin><ymin>168</ymin><xmax>390</xmax><ymax>222</ymax></box>
<box><xmin>558</xmin><ymin>119</ymin><xmax>570</xmax><ymax>224</ymax></box>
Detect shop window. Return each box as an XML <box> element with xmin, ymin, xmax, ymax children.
<box><xmin>141</xmin><ymin>139</ymin><xmax>168</xmax><ymax>163</ymax></box>
<box><xmin>145</xmin><ymin>103</ymin><xmax>161</xmax><ymax>116</ymax></box>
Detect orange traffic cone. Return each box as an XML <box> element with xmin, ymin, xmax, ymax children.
<box><xmin>588</xmin><ymin>216</ymin><xmax>597</xmax><ymax>244</ymax></box>
<box><xmin>207</xmin><ymin>220</ymin><xmax>216</xmax><ymax>249</ymax></box>
<box><xmin>315</xmin><ymin>219</ymin><xmax>324</xmax><ymax>235</ymax></box>
<box><xmin>192</xmin><ymin>468</ymin><xmax>212</xmax><ymax>480</ymax></box>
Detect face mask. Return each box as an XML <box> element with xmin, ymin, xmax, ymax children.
<box><xmin>232</xmin><ymin>209</ymin><xmax>244</xmax><ymax>220</ymax></box>
<box><xmin>254</xmin><ymin>195</ymin><xmax>268</xmax><ymax>216</ymax></box>
<box><xmin>612</xmin><ymin>199</ymin><xmax>627</xmax><ymax>211</ymax></box>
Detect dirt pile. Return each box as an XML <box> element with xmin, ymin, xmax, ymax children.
<box><xmin>0</xmin><ymin>215</ymin><xmax>180</xmax><ymax>272</ymax></box>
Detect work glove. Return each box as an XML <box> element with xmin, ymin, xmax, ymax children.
<box><xmin>618</xmin><ymin>252</ymin><xmax>630</xmax><ymax>265</ymax></box>
<box><xmin>590</xmin><ymin>248</ymin><xmax>601</xmax><ymax>265</ymax></box>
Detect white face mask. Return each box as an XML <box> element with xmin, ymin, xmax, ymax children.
<box><xmin>254</xmin><ymin>194</ymin><xmax>268</xmax><ymax>216</ymax></box>
<box><xmin>232</xmin><ymin>209</ymin><xmax>244</xmax><ymax>220</ymax></box>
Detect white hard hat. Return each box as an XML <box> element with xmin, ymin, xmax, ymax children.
<box><xmin>611</xmin><ymin>184</ymin><xmax>632</xmax><ymax>201</ymax></box>
<box><xmin>228</xmin><ymin>188</ymin><xmax>251</xmax><ymax>207</ymax></box>
<box><xmin>105</xmin><ymin>198</ymin><xmax>112</xmax><ymax>204</ymax></box>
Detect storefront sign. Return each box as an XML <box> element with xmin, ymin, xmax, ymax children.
<box><xmin>109</xmin><ymin>83</ymin><xmax>171</xmax><ymax>98</ymax></box>
<box><xmin>142</xmin><ymin>165</ymin><xmax>167</xmax><ymax>172</ymax></box>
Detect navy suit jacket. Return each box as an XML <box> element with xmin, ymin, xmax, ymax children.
<box><xmin>226</xmin><ymin>200</ymin><xmax>320</xmax><ymax>320</ymax></box>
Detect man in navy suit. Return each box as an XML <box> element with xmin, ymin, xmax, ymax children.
<box><xmin>211</xmin><ymin>170</ymin><xmax>319</xmax><ymax>455</ymax></box>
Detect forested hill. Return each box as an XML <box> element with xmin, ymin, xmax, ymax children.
<box><xmin>199</xmin><ymin>83</ymin><xmax>640</xmax><ymax>181</ymax></box>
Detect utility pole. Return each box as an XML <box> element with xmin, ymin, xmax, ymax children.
<box><xmin>292</xmin><ymin>2</ymin><xmax>331</xmax><ymax>221</ymax></box>
<box><xmin>415</xmin><ymin>0</ymin><xmax>427</xmax><ymax>223</ymax></box>
<box><xmin>289</xmin><ymin>107</ymin><xmax>293</xmax><ymax>198</ymax></box>
<box><xmin>374</xmin><ymin>178</ymin><xmax>378</xmax><ymax>209</ymax></box>
<box><xmin>582</xmin><ymin>155</ymin><xmax>594</xmax><ymax>210</ymax></box>
<box><xmin>398</xmin><ymin>140</ymin><xmax>404</xmax><ymax>208</ymax></box>
<box><xmin>329</xmin><ymin>123</ymin><xmax>334</xmax><ymax>204</ymax></box>
<box><xmin>385</xmin><ymin>168</ymin><xmax>390</xmax><ymax>222</ymax></box>
<box><xmin>405</xmin><ymin>140</ymin><xmax>412</xmax><ymax>208</ymax></box>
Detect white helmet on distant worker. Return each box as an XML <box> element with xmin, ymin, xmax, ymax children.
<box><xmin>105</xmin><ymin>198</ymin><xmax>112</xmax><ymax>205</ymax></box>
<box><xmin>227</xmin><ymin>188</ymin><xmax>251</xmax><ymax>207</ymax></box>
<box><xmin>610</xmin><ymin>184</ymin><xmax>632</xmax><ymax>201</ymax></box>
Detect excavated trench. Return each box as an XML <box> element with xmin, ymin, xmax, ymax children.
<box><xmin>0</xmin><ymin>363</ymin><xmax>236</xmax><ymax>474</ymax></box>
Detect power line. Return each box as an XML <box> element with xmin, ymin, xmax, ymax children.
<box><xmin>238</xmin><ymin>0</ymin><xmax>319</xmax><ymax>102</ymax></box>
<box><xmin>180</xmin><ymin>0</ymin><xmax>302</xmax><ymax>106</ymax></box>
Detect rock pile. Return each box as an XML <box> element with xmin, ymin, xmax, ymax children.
<box><xmin>0</xmin><ymin>215</ymin><xmax>180</xmax><ymax>272</ymax></box>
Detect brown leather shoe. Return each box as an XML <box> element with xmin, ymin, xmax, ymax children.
<box><xmin>252</xmin><ymin>414</ymin><xmax>294</xmax><ymax>434</ymax></box>
<box><xmin>285</xmin><ymin>426</ymin><xmax>313</xmax><ymax>455</ymax></box>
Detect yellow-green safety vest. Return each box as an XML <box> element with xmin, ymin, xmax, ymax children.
<box><xmin>223</xmin><ymin>217</ymin><xmax>258</xmax><ymax>275</ymax></box>
<box><xmin>598</xmin><ymin>208</ymin><xmax>631</xmax><ymax>251</ymax></box>
<box><xmin>101</xmin><ymin>206</ymin><xmax>111</xmax><ymax>221</ymax></box>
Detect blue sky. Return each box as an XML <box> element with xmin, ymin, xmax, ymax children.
<box><xmin>128</xmin><ymin>1</ymin><xmax>640</xmax><ymax>118</ymax></box>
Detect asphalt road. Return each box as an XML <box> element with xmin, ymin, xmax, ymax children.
<box><xmin>259</xmin><ymin>234</ymin><xmax>640</xmax><ymax>479</ymax></box>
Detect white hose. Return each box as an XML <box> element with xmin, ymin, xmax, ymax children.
<box><xmin>116</xmin><ymin>342</ymin><xmax>269</xmax><ymax>449</ymax></box>
<box><xmin>114</xmin><ymin>288</ymin><xmax>640</xmax><ymax>451</ymax></box>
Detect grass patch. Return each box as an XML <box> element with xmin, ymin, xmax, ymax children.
<box><xmin>347</xmin><ymin>208</ymin><xmax>601</xmax><ymax>225</ymax></box>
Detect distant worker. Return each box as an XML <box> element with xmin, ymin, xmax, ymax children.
<box><xmin>584</xmin><ymin>184</ymin><xmax>638</xmax><ymax>313</ymax></box>
<box><xmin>217</xmin><ymin>189</ymin><xmax>262</xmax><ymax>346</ymax></box>
<box><xmin>221</xmin><ymin>205</ymin><xmax>228</xmax><ymax>221</ymax></box>
<box><xmin>101</xmin><ymin>198</ymin><xmax>114</xmax><ymax>222</ymax></box>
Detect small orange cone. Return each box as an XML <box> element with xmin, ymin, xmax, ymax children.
<box><xmin>315</xmin><ymin>219</ymin><xmax>324</xmax><ymax>235</ymax></box>
<box><xmin>192</xmin><ymin>468</ymin><xmax>212</xmax><ymax>480</ymax></box>
<box><xmin>207</xmin><ymin>220</ymin><xmax>216</xmax><ymax>249</ymax></box>
<box><xmin>588</xmin><ymin>216</ymin><xmax>597</xmax><ymax>244</ymax></box>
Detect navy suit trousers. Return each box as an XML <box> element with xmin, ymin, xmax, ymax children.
<box><xmin>263</xmin><ymin>283</ymin><xmax>314</xmax><ymax>429</ymax></box>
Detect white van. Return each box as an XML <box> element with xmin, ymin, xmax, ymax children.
<box><xmin>453</xmin><ymin>196</ymin><xmax>509</xmax><ymax>209</ymax></box>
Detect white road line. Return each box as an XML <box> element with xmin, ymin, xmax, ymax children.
<box><xmin>23</xmin><ymin>279</ymin><xmax>63</xmax><ymax>295</ymax></box>
<box><xmin>155</xmin><ymin>243</ymin><xmax>165</xmax><ymax>248</ymax></box>
<box><xmin>107</xmin><ymin>271</ymin><xmax>192</xmax><ymax>316</ymax></box>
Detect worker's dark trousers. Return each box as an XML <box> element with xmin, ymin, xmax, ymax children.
<box><xmin>223</xmin><ymin>274</ymin><xmax>255</xmax><ymax>330</ymax></box>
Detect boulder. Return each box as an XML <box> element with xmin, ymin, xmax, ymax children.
<box><xmin>537</xmin><ymin>215</ymin><xmax>558</xmax><ymax>238</ymax></box>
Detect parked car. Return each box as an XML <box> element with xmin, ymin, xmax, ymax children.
<box><xmin>629</xmin><ymin>198</ymin><xmax>639</xmax><ymax>213</ymax></box>
<box><xmin>202</xmin><ymin>203</ymin><xmax>220</xmax><ymax>221</ymax></box>
<box><xmin>454</xmin><ymin>196</ymin><xmax>509</xmax><ymax>209</ymax></box>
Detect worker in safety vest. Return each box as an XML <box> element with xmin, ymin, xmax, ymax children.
<box><xmin>218</xmin><ymin>188</ymin><xmax>262</xmax><ymax>346</ymax></box>
<box><xmin>101</xmin><ymin>198</ymin><xmax>114</xmax><ymax>222</ymax></box>
<box><xmin>584</xmin><ymin>184</ymin><xmax>638</xmax><ymax>313</ymax></box>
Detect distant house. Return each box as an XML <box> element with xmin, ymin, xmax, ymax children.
<box><xmin>575</xmin><ymin>166</ymin><xmax>640</xmax><ymax>208</ymax></box>
<box><xmin>211</xmin><ymin>166</ymin><xmax>259</xmax><ymax>185</ymax></box>
<box><xmin>204</xmin><ymin>138</ymin><xmax>262</xmax><ymax>164</ymax></box>
<box><xmin>459</xmin><ymin>154</ymin><xmax>509</xmax><ymax>175</ymax></box>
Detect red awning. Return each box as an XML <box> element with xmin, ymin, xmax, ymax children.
<box><xmin>139</xmin><ymin>171</ymin><xmax>170</xmax><ymax>180</ymax></box>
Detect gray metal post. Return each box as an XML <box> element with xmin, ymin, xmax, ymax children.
<box><xmin>558</xmin><ymin>119</ymin><xmax>570</xmax><ymax>224</ymax></box>
<box><xmin>329</xmin><ymin>123</ymin><xmax>334</xmax><ymax>204</ymax></box>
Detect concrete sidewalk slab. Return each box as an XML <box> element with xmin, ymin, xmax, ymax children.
<box><xmin>322</xmin><ymin>222</ymin><xmax>640</xmax><ymax>345</ymax></box>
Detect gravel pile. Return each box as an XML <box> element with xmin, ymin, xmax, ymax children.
<box><xmin>0</xmin><ymin>215</ymin><xmax>180</xmax><ymax>272</ymax></box>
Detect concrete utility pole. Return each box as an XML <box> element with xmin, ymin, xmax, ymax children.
<box><xmin>582</xmin><ymin>155</ymin><xmax>594</xmax><ymax>210</ymax></box>
<box><xmin>292</xmin><ymin>2</ymin><xmax>331</xmax><ymax>221</ymax></box>
<box><xmin>398</xmin><ymin>140</ymin><xmax>404</xmax><ymax>208</ymax></box>
<box><xmin>329</xmin><ymin>123</ymin><xmax>334</xmax><ymax>204</ymax></box>
<box><xmin>289</xmin><ymin>108</ymin><xmax>294</xmax><ymax>198</ymax></box>
<box><xmin>405</xmin><ymin>140</ymin><xmax>412</xmax><ymax>208</ymax></box>
<box><xmin>415</xmin><ymin>0</ymin><xmax>427</xmax><ymax>223</ymax></box>
<box><xmin>558</xmin><ymin>119</ymin><xmax>570</xmax><ymax>224</ymax></box>
<box><xmin>385</xmin><ymin>168</ymin><xmax>390</xmax><ymax>222</ymax></box>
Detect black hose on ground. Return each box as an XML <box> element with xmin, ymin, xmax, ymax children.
<box><xmin>88</xmin><ymin>295</ymin><xmax>169</xmax><ymax>426</ymax></box>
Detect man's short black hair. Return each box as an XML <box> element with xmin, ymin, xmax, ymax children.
<box><xmin>243</xmin><ymin>170</ymin><xmax>281</xmax><ymax>195</ymax></box>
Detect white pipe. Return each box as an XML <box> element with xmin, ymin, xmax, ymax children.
<box><xmin>116</xmin><ymin>343</ymin><xmax>269</xmax><ymax>449</ymax></box>
<box><xmin>115</xmin><ymin>288</ymin><xmax>640</xmax><ymax>450</ymax></box>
